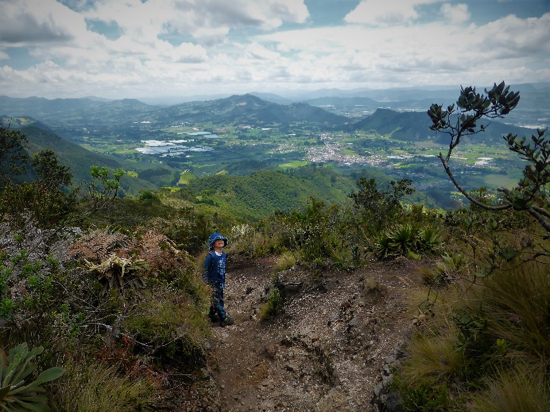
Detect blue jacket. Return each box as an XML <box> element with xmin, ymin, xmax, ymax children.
<box><xmin>202</xmin><ymin>250</ymin><xmax>227</xmax><ymax>290</ymax></box>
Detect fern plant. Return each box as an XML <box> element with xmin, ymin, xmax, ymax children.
<box><xmin>0</xmin><ymin>342</ymin><xmax>64</xmax><ymax>412</ymax></box>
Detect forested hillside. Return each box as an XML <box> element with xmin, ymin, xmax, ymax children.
<box><xmin>353</xmin><ymin>108</ymin><xmax>536</xmax><ymax>144</ymax></box>
<box><xmin>11</xmin><ymin>124</ymin><xmax>158</xmax><ymax>196</ymax></box>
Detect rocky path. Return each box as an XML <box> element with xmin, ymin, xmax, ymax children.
<box><xmin>208</xmin><ymin>257</ymin><xmax>423</xmax><ymax>412</ymax></box>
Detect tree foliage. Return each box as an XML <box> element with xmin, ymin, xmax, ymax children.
<box><xmin>428</xmin><ymin>81</ymin><xmax>550</xmax><ymax>231</ymax></box>
<box><xmin>0</xmin><ymin>123</ymin><xmax>28</xmax><ymax>184</ymax></box>
<box><xmin>1</xmin><ymin>127</ymin><xmax>125</xmax><ymax>229</ymax></box>
<box><xmin>349</xmin><ymin>177</ymin><xmax>415</xmax><ymax>231</ymax></box>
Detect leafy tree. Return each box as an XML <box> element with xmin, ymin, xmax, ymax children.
<box><xmin>32</xmin><ymin>149</ymin><xmax>72</xmax><ymax>191</ymax></box>
<box><xmin>349</xmin><ymin>177</ymin><xmax>414</xmax><ymax>231</ymax></box>
<box><xmin>1</xmin><ymin>127</ymin><xmax>125</xmax><ymax>229</ymax></box>
<box><xmin>428</xmin><ymin>81</ymin><xmax>550</xmax><ymax>231</ymax></box>
<box><xmin>1</xmin><ymin>150</ymin><xmax>78</xmax><ymax>228</ymax></box>
<box><xmin>0</xmin><ymin>123</ymin><xmax>28</xmax><ymax>184</ymax></box>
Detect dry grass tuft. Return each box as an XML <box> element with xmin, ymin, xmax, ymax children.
<box><xmin>402</xmin><ymin>330</ymin><xmax>464</xmax><ymax>385</ymax></box>
<box><xmin>53</xmin><ymin>362</ymin><xmax>156</xmax><ymax>412</ymax></box>
<box><xmin>274</xmin><ymin>251</ymin><xmax>297</xmax><ymax>272</ymax></box>
<box><xmin>470</xmin><ymin>366</ymin><xmax>550</xmax><ymax>412</ymax></box>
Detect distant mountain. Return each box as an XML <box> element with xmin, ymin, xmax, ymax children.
<box><xmin>57</xmin><ymin>98</ymin><xmax>157</xmax><ymax>125</ymax></box>
<box><xmin>147</xmin><ymin>94</ymin><xmax>349</xmax><ymax>127</ymax></box>
<box><xmin>280</xmin><ymin>88</ymin><xmax>374</xmax><ymax>100</ymax></box>
<box><xmin>0</xmin><ymin>95</ymin><xmax>158</xmax><ymax>125</ymax></box>
<box><xmin>249</xmin><ymin>92</ymin><xmax>293</xmax><ymax>105</ymax></box>
<box><xmin>353</xmin><ymin>108</ymin><xmax>538</xmax><ymax>144</ymax></box>
<box><xmin>82</xmin><ymin>96</ymin><xmax>112</xmax><ymax>102</ymax></box>
<box><xmin>353</xmin><ymin>109</ymin><xmax>431</xmax><ymax>139</ymax></box>
<box><xmin>360</xmin><ymin>88</ymin><xmax>458</xmax><ymax>102</ymax></box>
<box><xmin>303</xmin><ymin>96</ymin><xmax>379</xmax><ymax>110</ymax></box>
<box><xmin>138</xmin><ymin>94</ymin><xmax>231</xmax><ymax>106</ymax></box>
<box><xmin>0</xmin><ymin>96</ymin><xmax>101</xmax><ymax>120</ymax></box>
<box><xmin>3</xmin><ymin>81</ymin><xmax>546</xmax><ymax>130</ymax></box>
<box><xmin>2</xmin><ymin>94</ymin><xmax>349</xmax><ymax>130</ymax></box>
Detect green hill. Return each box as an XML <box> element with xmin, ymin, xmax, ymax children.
<box><xmin>353</xmin><ymin>108</ymin><xmax>537</xmax><ymax>144</ymax></box>
<box><xmin>19</xmin><ymin>125</ymin><xmax>158</xmax><ymax>195</ymax></box>
<box><xmin>52</xmin><ymin>98</ymin><xmax>157</xmax><ymax>126</ymax></box>
<box><xmin>184</xmin><ymin>167</ymin><xmax>357</xmax><ymax>220</ymax></box>
<box><xmin>180</xmin><ymin>165</ymin><xmax>437</xmax><ymax>220</ymax></box>
<box><xmin>128</xmin><ymin>94</ymin><xmax>349</xmax><ymax>128</ymax></box>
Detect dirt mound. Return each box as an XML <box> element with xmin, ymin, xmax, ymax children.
<box><xmin>207</xmin><ymin>257</ymin><xmax>424</xmax><ymax>411</ymax></box>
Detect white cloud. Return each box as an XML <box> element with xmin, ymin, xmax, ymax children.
<box><xmin>0</xmin><ymin>1</ymin><xmax>548</xmax><ymax>98</ymax></box>
<box><xmin>171</xmin><ymin>42</ymin><xmax>209</xmax><ymax>63</ymax></box>
<box><xmin>344</xmin><ymin>0</ymin><xmax>444</xmax><ymax>26</ymax></box>
<box><xmin>0</xmin><ymin>0</ymin><xmax>87</xmax><ymax>47</ymax></box>
<box><xmin>257</xmin><ymin>12</ymin><xmax>550</xmax><ymax>88</ymax></box>
<box><xmin>475</xmin><ymin>13</ymin><xmax>550</xmax><ymax>56</ymax></box>
<box><xmin>245</xmin><ymin>42</ymin><xmax>281</xmax><ymax>60</ymax></box>
<box><xmin>440</xmin><ymin>3</ymin><xmax>470</xmax><ymax>24</ymax></box>
<box><xmin>84</xmin><ymin>0</ymin><xmax>309</xmax><ymax>46</ymax></box>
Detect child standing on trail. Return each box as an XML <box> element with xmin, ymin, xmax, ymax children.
<box><xmin>202</xmin><ymin>232</ymin><xmax>234</xmax><ymax>327</ymax></box>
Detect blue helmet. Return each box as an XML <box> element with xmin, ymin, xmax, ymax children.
<box><xmin>209</xmin><ymin>232</ymin><xmax>228</xmax><ymax>249</ymax></box>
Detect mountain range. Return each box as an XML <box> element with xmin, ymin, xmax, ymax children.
<box><xmin>2</xmin><ymin>81</ymin><xmax>547</xmax><ymax>128</ymax></box>
<box><xmin>1</xmin><ymin>93</ymin><xmax>541</xmax><ymax>141</ymax></box>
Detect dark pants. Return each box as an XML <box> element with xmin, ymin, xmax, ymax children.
<box><xmin>210</xmin><ymin>285</ymin><xmax>226</xmax><ymax>320</ymax></box>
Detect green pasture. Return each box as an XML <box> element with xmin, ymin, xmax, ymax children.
<box><xmin>483</xmin><ymin>173</ymin><xmax>518</xmax><ymax>189</ymax></box>
<box><xmin>177</xmin><ymin>171</ymin><xmax>196</xmax><ymax>185</ymax></box>
<box><xmin>278</xmin><ymin>160</ymin><xmax>309</xmax><ymax>170</ymax></box>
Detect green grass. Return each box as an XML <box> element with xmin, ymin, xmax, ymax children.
<box><xmin>278</xmin><ymin>160</ymin><xmax>309</xmax><ymax>169</ymax></box>
<box><xmin>178</xmin><ymin>171</ymin><xmax>196</xmax><ymax>185</ymax></box>
<box><xmin>483</xmin><ymin>174</ymin><xmax>517</xmax><ymax>188</ymax></box>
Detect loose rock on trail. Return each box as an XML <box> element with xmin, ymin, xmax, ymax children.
<box><xmin>207</xmin><ymin>256</ymin><xmax>423</xmax><ymax>412</ymax></box>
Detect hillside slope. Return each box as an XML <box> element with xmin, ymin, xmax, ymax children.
<box><xmin>0</xmin><ymin>95</ymin><xmax>158</xmax><ymax>125</ymax></box>
<box><xmin>21</xmin><ymin>125</ymin><xmax>157</xmax><ymax>195</ymax></box>
<box><xmin>147</xmin><ymin>94</ymin><xmax>349</xmax><ymax>127</ymax></box>
<box><xmin>353</xmin><ymin>108</ymin><xmax>537</xmax><ymax>144</ymax></box>
<box><xmin>185</xmin><ymin>168</ymin><xmax>358</xmax><ymax>220</ymax></box>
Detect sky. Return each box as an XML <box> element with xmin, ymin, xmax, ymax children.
<box><xmin>0</xmin><ymin>0</ymin><xmax>549</xmax><ymax>100</ymax></box>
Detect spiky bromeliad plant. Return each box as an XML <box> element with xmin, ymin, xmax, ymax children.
<box><xmin>0</xmin><ymin>342</ymin><xmax>64</xmax><ymax>412</ymax></box>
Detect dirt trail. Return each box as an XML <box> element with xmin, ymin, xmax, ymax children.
<box><xmin>208</xmin><ymin>257</ymin><xmax>423</xmax><ymax>412</ymax></box>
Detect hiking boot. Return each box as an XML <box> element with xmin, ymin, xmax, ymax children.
<box><xmin>220</xmin><ymin>316</ymin><xmax>234</xmax><ymax>327</ymax></box>
<box><xmin>208</xmin><ymin>308</ymin><xmax>220</xmax><ymax>323</ymax></box>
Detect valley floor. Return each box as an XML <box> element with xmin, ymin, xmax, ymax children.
<box><xmin>208</xmin><ymin>256</ymin><xmax>423</xmax><ymax>412</ymax></box>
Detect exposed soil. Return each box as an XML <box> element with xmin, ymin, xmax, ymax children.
<box><xmin>207</xmin><ymin>256</ymin><xmax>425</xmax><ymax>412</ymax></box>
